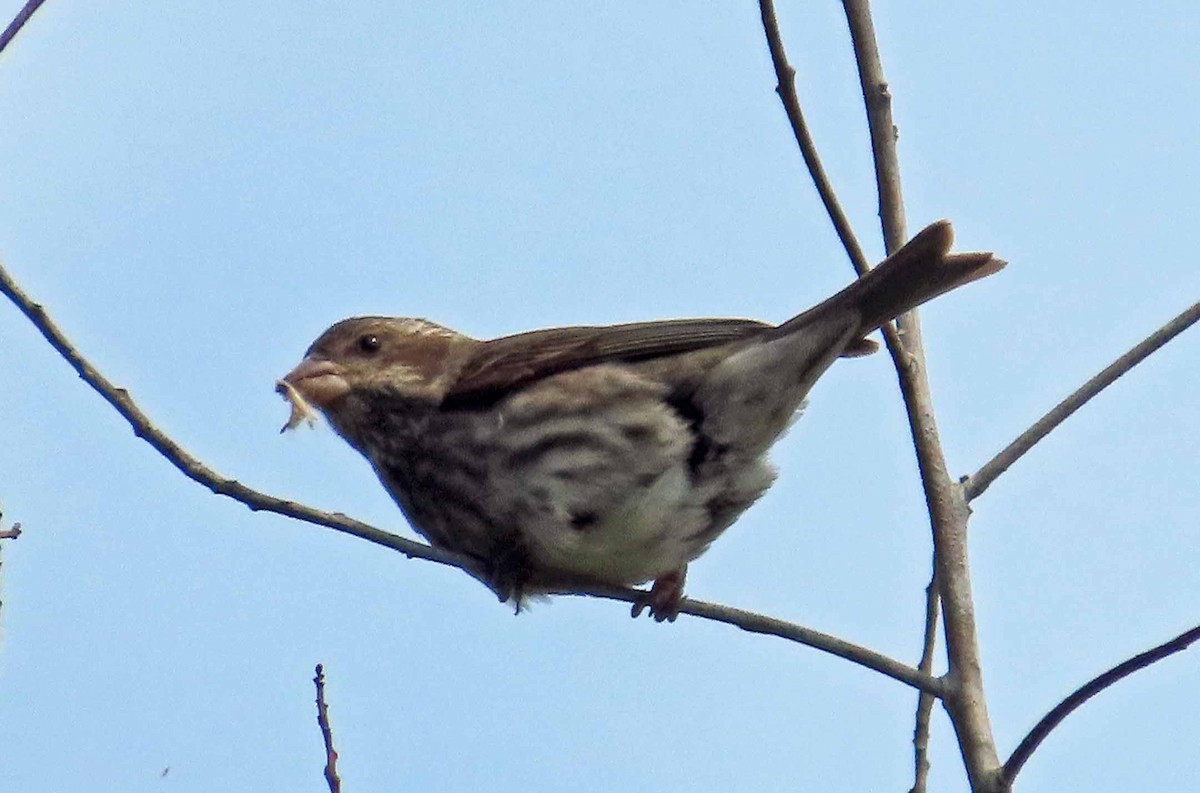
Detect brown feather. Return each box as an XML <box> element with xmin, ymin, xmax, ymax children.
<box><xmin>447</xmin><ymin>318</ymin><xmax>770</xmax><ymax>402</ymax></box>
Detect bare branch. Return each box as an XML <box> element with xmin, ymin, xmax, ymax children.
<box><xmin>0</xmin><ymin>0</ymin><xmax>49</xmax><ymax>56</ymax></box>
<box><xmin>965</xmin><ymin>299</ymin><xmax>1200</xmax><ymax>501</ymax></box>
<box><xmin>0</xmin><ymin>260</ymin><xmax>479</xmax><ymax>572</ymax></box>
<box><xmin>841</xmin><ymin>1</ymin><xmax>1002</xmax><ymax>789</ymax></box>
<box><xmin>909</xmin><ymin>573</ymin><xmax>940</xmax><ymax>793</ymax></box>
<box><xmin>841</xmin><ymin>0</ymin><xmax>906</xmax><ymax>253</ymax></box>
<box><xmin>313</xmin><ymin>664</ymin><xmax>342</xmax><ymax>793</ymax></box>
<box><xmin>1002</xmin><ymin>623</ymin><xmax>1200</xmax><ymax>787</ymax></box>
<box><xmin>757</xmin><ymin>0</ymin><xmax>870</xmax><ymax>276</ymax></box>
<box><xmin>0</xmin><ymin>259</ymin><xmax>941</xmax><ymax>692</ymax></box>
<box><xmin>560</xmin><ymin>583</ymin><xmax>945</xmax><ymax>696</ymax></box>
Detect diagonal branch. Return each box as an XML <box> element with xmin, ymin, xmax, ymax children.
<box><xmin>965</xmin><ymin>299</ymin><xmax>1200</xmax><ymax>501</ymax></box>
<box><xmin>1002</xmin><ymin>622</ymin><xmax>1200</xmax><ymax>786</ymax></box>
<box><xmin>0</xmin><ymin>0</ymin><xmax>49</xmax><ymax>56</ymax></box>
<box><xmin>0</xmin><ymin>261</ymin><xmax>474</xmax><ymax>574</ymax></box>
<box><xmin>0</xmin><ymin>259</ymin><xmax>942</xmax><ymax>695</ymax></box>
<box><xmin>757</xmin><ymin>0</ymin><xmax>870</xmax><ymax>276</ymax></box>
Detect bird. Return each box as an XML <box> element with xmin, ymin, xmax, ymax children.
<box><xmin>278</xmin><ymin>220</ymin><xmax>1003</xmax><ymax>621</ymax></box>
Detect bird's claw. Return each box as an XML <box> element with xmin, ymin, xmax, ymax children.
<box><xmin>631</xmin><ymin>568</ymin><xmax>686</xmax><ymax>623</ymax></box>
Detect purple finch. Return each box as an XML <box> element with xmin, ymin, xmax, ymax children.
<box><xmin>279</xmin><ymin>220</ymin><xmax>1003</xmax><ymax>620</ymax></box>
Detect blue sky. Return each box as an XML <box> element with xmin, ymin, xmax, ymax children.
<box><xmin>2</xmin><ymin>3</ymin><xmax>1198</xmax><ymax>791</ymax></box>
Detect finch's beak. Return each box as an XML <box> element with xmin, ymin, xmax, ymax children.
<box><xmin>278</xmin><ymin>357</ymin><xmax>351</xmax><ymax>408</ymax></box>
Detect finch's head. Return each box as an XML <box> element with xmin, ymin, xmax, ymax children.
<box><xmin>277</xmin><ymin>317</ymin><xmax>472</xmax><ymax>430</ymax></box>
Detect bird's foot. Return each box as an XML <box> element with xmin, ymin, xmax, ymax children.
<box><xmin>631</xmin><ymin>567</ymin><xmax>687</xmax><ymax>623</ymax></box>
<box><xmin>485</xmin><ymin>539</ymin><xmax>534</xmax><ymax>614</ymax></box>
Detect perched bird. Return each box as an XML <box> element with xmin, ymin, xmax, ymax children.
<box><xmin>279</xmin><ymin>220</ymin><xmax>1003</xmax><ymax>621</ymax></box>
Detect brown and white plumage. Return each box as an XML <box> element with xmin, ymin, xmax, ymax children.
<box><xmin>280</xmin><ymin>220</ymin><xmax>1004</xmax><ymax>620</ymax></box>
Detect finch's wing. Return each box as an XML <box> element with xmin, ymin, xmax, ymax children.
<box><xmin>446</xmin><ymin>318</ymin><xmax>769</xmax><ymax>404</ymax></box>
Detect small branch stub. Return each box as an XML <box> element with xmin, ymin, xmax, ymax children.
<box><xmin>314</xmin><ymin>664</ymin><xmax>342</xmax><ymax>793</ymax></box>
<box><xmin>0</xmin><ymin>505</ymin><xmax>21</xmax><ymax>540</ymax></box>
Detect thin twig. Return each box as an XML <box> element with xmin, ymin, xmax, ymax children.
<box><xmin>909</xmin><ymin>573</ymin><xmax>940</xmax><ymax>793</ymax></box>
<box><xmin>757</xmin><ymin>0</ymin><xmax>870</xmax><ymax>276</ymax></box>
<box><xmin>841</xmin><ymin>1</ymin><xmax>1002</xmax><ymax>789</ymax></box>
<box><xmin>1002</xmin><ymin>623</ymin><xmax>1200</xmax><ymax>786</ymax></box>
<box><xmin>0</xmin><ymin>260</ymin><xmax>940</xmax><ymax>692</ymax></box>
<box><xmin>313</xmin><ymin>664</ymin><xmax>342</xmax><ymax>793</ymax></box>
<box><xmin>965</xmin><ymin>299</ymin><xmax>1200</xmax><ymax>501</ymax></box>
<box><xmin>0</xmin><ymin>0</ymin><xmax>49</xmax><ymax>56</ymax></box>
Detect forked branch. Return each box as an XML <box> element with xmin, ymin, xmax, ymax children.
<box><xmin>845</xmin><ymin>0</ymin><xmax>1002</xmax><ymax>788</ymax></box>
<box><xmin>759</xmin><ymin>1</ymin><xmax>1005</xmax><ymax>786</ymax></box>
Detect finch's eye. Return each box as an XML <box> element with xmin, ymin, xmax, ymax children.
<box><xmin>358</xmin><ymin>334</ymin><xmax>381</xmax><ymax>354</ymax></box>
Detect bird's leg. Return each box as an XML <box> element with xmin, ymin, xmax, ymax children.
<box><xmin>631</xmin><ymin>566</ymin><xmax>687</xmax><ymax>622</ymax></box>
<box><xmin>485</xmin><ymin>536</ymin><xmax>534</xmax><ymax>614</ymax></box>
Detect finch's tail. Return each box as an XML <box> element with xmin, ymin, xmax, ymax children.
<box><xmin>773</xmin><ymin>220</ymin><xmax>1005</xmax><ymax>352</ymax></box>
